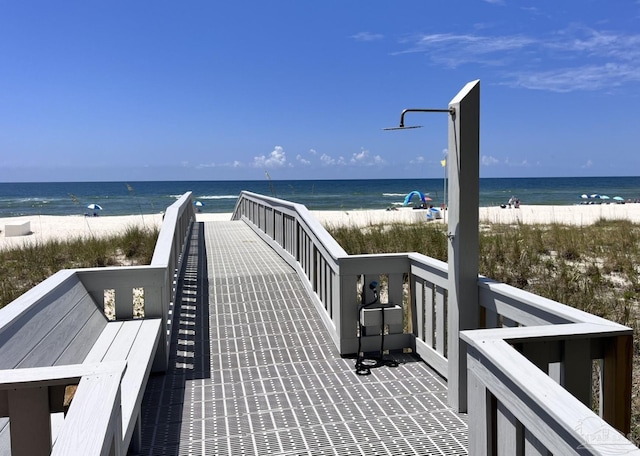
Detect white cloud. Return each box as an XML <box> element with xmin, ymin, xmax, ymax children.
<box><xmin>350</xmin><ymin>148</ymin><xmax>385</xmax><ymax>166</ymax></box>
<box><xmin>482</xmin><ymin>155</ymin><xmax>500</xmax><ymax>166</ymax></box>
<box><xmin>504</xmin><ymin>157</ymin><xmax>530</xmax><ymax>167</ymax></box>
<box><xmin>308</xmin><ymin>148</ymin><xmax>317</xmax><ymax>155</ymax></box>
<box><xmin>394</xmin><ymin>26</ymin><xmax>640</xmax><ymax>92</ymax></box>
<box><xmin>196</xmin><ymin>160</ymin><xmax>244</xmax><ymax>169</ymax></box>
<box><xmin>296</xmin><ymin>154</ymin><xmax>311</xmax><ymax>165</ymax></box>
<box><xmin>410</xmin><ymin>156</ymin><xmax>425</xmax><ymax>164</ymax></box>
<box><xmin>352</xmin><ymin>32</ymin><xmax>384</xmax><ymax>42</ymax></box>
<box><xmin>582</xmin><ymin>159</ymin><xmax>594</xmax><ymax>168</ymax></box>
<box><xmin>320</xmin><ymin>154</ymin><xmax>336</xmax><ymax>165</ymax></box>
<box><xmin>320</xmin><ymin>154</ymin><xmax>347</xmax><ymax>166</ymax></box>
<box><xmin>253</xmin><ymin>146</ymin><xmax>287</xmax><ymax>168</ymax></box>
<box><xmin>508</xmin><ymin>62</ymin><xmax>640</xmax><ymax>92</ymax></box>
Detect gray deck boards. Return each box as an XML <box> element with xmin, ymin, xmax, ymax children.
<box><xmin>140</xmin><ymin>221</ymin><xmax>468</xmax><ymax>455</ymax></box>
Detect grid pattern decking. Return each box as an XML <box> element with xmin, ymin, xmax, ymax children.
<box><xmin>141</xmin><ymin>221</ymin><xmax>468</xmax><ymax>455</ymax></box>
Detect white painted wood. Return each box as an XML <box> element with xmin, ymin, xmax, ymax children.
<box><xmin>524</xmin><ymin>429</ymin><xmax>549</xmax><ymax>456</ymax></box>
<box><xmin>114</xmin><ymin>320</ymin><xmax>161</xmax><ymax>448</ymax></box>
<box><xmin>83</xmin><ymin>322</ymin><xmax>125</xmax><ymax>363</ymax></box>
<box><xmin>0</xmin><ymin>362</ymin><xmax>126</xmax><ymax>456</ymax></box>
<box><xmin>447</xmin><ymin>80</ymin><xmax>481</xmax><ymax>412</ymax></box>
<box><xmin>484</xmin><ymin>306</ymin><xmax>498</xmax><ymax>328</ymax></box>
<box><xmin>17</xmin><ymin>294</ymin><xmax>104</xmax><ymax>368</ymax></box>
<box><xmin>424</xmin><ymin>282</ymin><xmax>434</xmax><ymax>347</ymax></box>
<box><xmin>7</xmin><ymin>386</ymin><xmax>50</xmax><ymax>456</ymax></box>
<box><xmin>0</xmin><ymin>277</ymin><xmax>92</xmax><ymax>368</ymax></box>
<box><xmin>0</xmin><ymin>420</ymin><xmax>9</xmax><ymax>456</ymax></box>
<box><xmin>462</xmin><ymin>322</ymin><xmax>631</xmax><ymax>343</ymax></box>
<box><xmin>468</xmin><ymin>369</ymin><xmax>491</xmax><ymax>456</ymax></box>
<box><xmin>51</xmin><ymin>366</ymin><xmax>125</xmax><ymax>456</ymax></box>
<box><xmin>0</xmin><ymin>362</ymin><xmax>113</xmax><ymax>389</ymax></box>
<box><xmin>409</xmin><ymin>253</ymin><xmax>449</xmax><ymax>289</ymax></box>
<box><xmin>414</xmin><ymin>338</ymin><xmax>448</xmax><ymax>378</ymax></box>
<box><xmin>414</xmin><ymin>278</ymin><xmax>424</xmax><ymax>343</ymax></box>
<box><xmin>465</xmin><ymin>340</ymin><xmax>640</xmax><ymax>454</ymax></box>
<box><xmin>478</xmin><ymin>278</ymin><xmax>628</xmax><ymax>328</ymax></box>
<box><xmin>436</xmin><ymin>285</ymin><xmax>446</xmax><ymax>355</ymax></box>
<box><xmin>388</xmin><ymin>272</ymin><xmax>404</xmax><ymax>335</ymax></box>
<box><xmin>55</xmin><ymin>309</ymin><xmax>110</xmax><ymax>366</ymax></box>
<box><xmin>497</xmin><ymin>402</ymin><xmax>522</xmax><ymax>455</ymax></box>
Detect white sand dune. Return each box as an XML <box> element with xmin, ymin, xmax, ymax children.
<box><xmin>2</xmin><ymin>204</ymin><xmax>640</xmax><ymax>250</ymax></box>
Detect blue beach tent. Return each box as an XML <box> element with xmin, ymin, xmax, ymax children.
<box><xmin>403</xmin><ymin>190</ymin><xmax>427</xmax><ymax>206</ymax></box>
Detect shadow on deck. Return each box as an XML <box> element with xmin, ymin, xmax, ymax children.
<box><xmin>141</xmin><ymin>221</ymin><xmax>468</xmax><ymax>455</ymax></box>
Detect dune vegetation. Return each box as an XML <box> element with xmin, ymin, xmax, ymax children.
<box><xmin>0</xmin><ymin>224</ymin><xmax>159</xmax><ymax>309</ymax></box>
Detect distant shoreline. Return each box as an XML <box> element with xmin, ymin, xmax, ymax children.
<box><xmin>3</xmin><ymin>204</ymin><xmax>640</xmax><ymax>251</ymax></box>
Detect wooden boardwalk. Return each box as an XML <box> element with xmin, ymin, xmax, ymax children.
<box><xmin>140</xmin><ymin>221</ymin><xmax>468</xmax><ymax>455</ymax></box>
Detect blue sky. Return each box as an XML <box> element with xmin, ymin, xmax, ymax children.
<box><xmin>2</xmin><ymin>1</ymin><xmax>640</xmax><ymax>182</ymax></box>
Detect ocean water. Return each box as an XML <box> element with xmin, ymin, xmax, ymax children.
<box><xmin>1</xmin><ymin>177</ymin><xmax>640</xmax><ymax>217</ymax></box>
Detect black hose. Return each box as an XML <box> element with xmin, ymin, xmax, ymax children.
<box><xmin>354</xmin><ymin>284</ymin><xmax>399</xmax><ymax>375</ymax></box>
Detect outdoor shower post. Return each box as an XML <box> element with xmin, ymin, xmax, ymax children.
<box><xmin>447</xmin><ymin>80</ymin><xmax>480</xmax><ymax>412</ymax></box>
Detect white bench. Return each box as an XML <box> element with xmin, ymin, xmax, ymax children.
<box><xmin>0</xmin><ymin>270</ymin><xmax>161</xmax><ymax>455</ymax></box>
<box><xmin>4</xmin><ymin>221</ymin><xmax>30</xmax><ymax>237</ymax></box>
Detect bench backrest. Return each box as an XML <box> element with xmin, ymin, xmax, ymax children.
<box><xmin>0</xmin><ymin>270</ymin><xmax>109</xmax><ymax>369</ymax></box>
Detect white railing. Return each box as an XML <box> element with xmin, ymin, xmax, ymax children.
<box><xmin>232</xmin><ymin>191</ymin><xmax>638</xmax><ymax>455</ymax></box>
<box><xmin>77</xmin><ymin>191</ymin><xmax>196</xmax><ymax>371</ymax></box>
<box><xmin>0</xmin><ymin>192</ymin><xmax>195</xmax><ymax>455</ymax></box>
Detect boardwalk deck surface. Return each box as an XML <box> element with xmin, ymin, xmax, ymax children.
<box><xmin>141</xmin><ymin>221</ymin><xmax>468</xmax><ymax>455</ymax></box>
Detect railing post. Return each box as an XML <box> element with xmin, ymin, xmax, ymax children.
<box><xmin>447</xmin><ymin>80</ymin><xmax>480</xmax><ymax>411</ymax></box>
<box><xmin>8</xmin><ymin>386</ymin><xmax>51</xmax><ymax>456</ymax></box>
<box><xmin>601</xmin><ymin>334</ymin><xmax>632</xmax><ymax>434</ymax></box>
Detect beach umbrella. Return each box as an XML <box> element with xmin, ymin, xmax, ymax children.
<box><xmin>194</xmin><ymin>201</ymin><xmax>204</xmax><ymax>207</ymax></box>
<box><xmin>87</xmin><ymin>203</ymin><xmax>103</xmax><ymax>211</ymax></box>
<box><xmin>614</xmin><ymin>196</ymin><xmax>625</xmax><ymax>202</ymax></box>
<box><xmin>600</xmin><ymin>195</ymin><xmax>610</xmax><ymax>200</ymax></box>
<box><xmin>580</xmin><ymin>194</ymin><xmax>588</xmax><ymax>199</ymax></box>
<box><xmin>590</xmin><ymin>194</ymin><xmax>600</xmax><ymax>199</ymax></box>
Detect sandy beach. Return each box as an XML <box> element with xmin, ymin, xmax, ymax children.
<box><xmin>2</xmin><ymin>204</ymin><xmax>640</xmax><ymax>251</ymax></box>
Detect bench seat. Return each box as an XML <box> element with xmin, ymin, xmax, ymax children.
<box><xmin>0</xmin><ymin>270</ymin><xmax>162</xmax><ymax>455</ymax></box>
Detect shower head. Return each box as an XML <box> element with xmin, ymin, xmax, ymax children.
<box><xmin>383</xmin><ymin>107</ymin><xmax>454</xmax><ymax>131</ymax></box>
<box><xmin>382</xmin><ymin>125</ymin><xmax>423</xmax><ymax>131</ymax></box>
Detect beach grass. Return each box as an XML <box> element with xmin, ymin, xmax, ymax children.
<box><xmin>327</xmin><ymin>218</ymin><xmax>640</xmax><ymax>443</ymax></box>
<box><xmin>0</xmin><ymin>224</ymin><xmax>159</xmax><ymax>309</ymax></box>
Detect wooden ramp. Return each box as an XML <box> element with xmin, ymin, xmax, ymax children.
<box><xmin>140</xmin><ymin>221</ymin><xmax>468</xmax><ymax>455</ymax></box>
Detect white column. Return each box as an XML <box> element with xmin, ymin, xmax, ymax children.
<box><xmin>447</xmin><ymin>80</ymin><xmax>480</xmax><ymax>411</ymax></box>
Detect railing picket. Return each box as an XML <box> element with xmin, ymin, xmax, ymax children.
<box><xmin>602</xmin><ymin>335</ymin><xmax>633</xmax><ymax>434</ymax></box>
<box><xmin>414</xmin><ymin>278</ymin><xmax>424</xmax><ymax>343</ymax></box>
<box><xmin>563</xmin><ymin>339</ymin><xmax>593</xmax><ymax>409</ymax></box>
<box><xmin>436</xmin><ymin>285</ymin><xmax>446</xmax><ymax>355</ymax></box>
<box><xmin>425</xmin><ymin>282</ymin><xmax>435</xmax><ymax>347</ymax></box>
<box><xmin>524</xmin><ymin>429</ymin><xmax>548</xmax><ymax>456</ymax></box>
<box><xmin>388</xmin><ymin>272</ymin><xmax>404</xmax><ymax>335</ymax></box>
<box><xmin>497</xmin><ymin>401</ymin><xmax>524</xmax><ymax>455</ymax></box>
<box><xmin>468</xmin><ymin>369</ymin><xmax>492</xmax><ymax>456</ymax></box>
